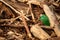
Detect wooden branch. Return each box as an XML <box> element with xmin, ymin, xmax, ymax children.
<box><xmin>20</xmin><ymin>11</ymin><xmax>32</xmax><ymax>38</ymax></box>
<box><xmin>43</xmin><ymin>4</ymin><xmax>60</xmax><ymax>37</ymax></box>
<box><xmin>29</xmin><ymin>4</ymin><xmax>35</xmax><ymax>22</ymax></box>
<box><xmin>30</xmin><ymin>24</ymin><xmax>51</xmax><ymax>40</ymax></box>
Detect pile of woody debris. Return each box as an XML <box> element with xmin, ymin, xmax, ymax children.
<box><xmin>0</xmin><ymin>0</ymin><xmax>60</xmax><ymax>40</ymax></box>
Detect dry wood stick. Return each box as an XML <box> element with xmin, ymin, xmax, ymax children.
<box><xmin>29</xmin><ymin>4</ymin><xmax>35</xmax><ymax>22</ymax></box>
<box><xmin>43</xmin><ymin>4</ymin><xmax>60</xmax><ymax>37</ymax></box>
<box><xmin>0</xmin><ymin>16</ymin><xmax>22</xmax><ymax>24</ymax></box>
<box><xmin>20</xmin><ymin>11</ymin><xmax>32</xmax><ymax>38</ymax></box>
<box><xmin>0</xmin><ymin>24</ymin><xmax>24</xmax><ymax>28</ymax></box>
<box><xmin>0</xmin><ymin>0</ymin><xmax>29</xmax><ymax>20</ymax></box>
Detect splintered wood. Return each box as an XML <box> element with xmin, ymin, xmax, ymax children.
<box><xmin>0</xmin><ymin>0</ymin><xmax>60</xmax><ymax>40</ymax></box>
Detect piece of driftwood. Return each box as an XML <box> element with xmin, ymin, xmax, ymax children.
<box><xmin>30</xmin><ymin>24</ymin><xmax>51</xmax><ymax>40</ymax></box>
<box><xmin>43</xmin><ymin>4</ymin><xmax>60</xmax><ymax>37</ymax></box>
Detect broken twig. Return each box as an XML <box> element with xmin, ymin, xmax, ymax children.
<box><xmin>20</xmin><ymin>10</ymin><xmax>32</xmax><ymax>38</ymax></box>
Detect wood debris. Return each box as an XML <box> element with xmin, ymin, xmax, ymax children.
<box><xmin>30</xmin><ymin>24</ymin><xmax>51</xmax><ymax>40</ymax></box>
<box><xmin>0</xmin><ymin>0</ymin><xmax>60</xmax><ymax>40</ymax></box>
